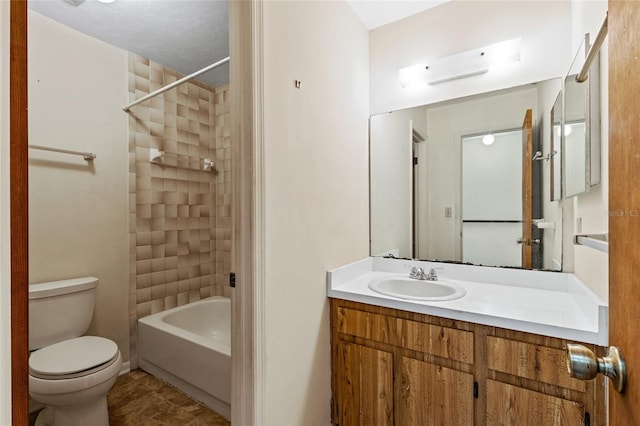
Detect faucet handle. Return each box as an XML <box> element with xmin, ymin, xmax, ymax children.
<box><xmin>426</xmin><ymin>268</ymin><xmax>439</xmax><ymax>281</ymax></box>
<box><xmin>409</xmin><ymin>266</ymin><xmax>424</xmax><ymax>279</ymax></box>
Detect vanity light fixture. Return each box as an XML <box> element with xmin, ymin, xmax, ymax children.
<box><xmin>399</xmin><ymin>38</ymin><xmax>522</xmax><ymax>88</ymax></box>
<box><xmin>482</xmin><ymin>134</ymin><xmax>495</xmax><ymax>146</ymax></box>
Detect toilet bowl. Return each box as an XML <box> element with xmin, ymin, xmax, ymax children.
<box><xmin>28</xmin><ymin>278</ymin><xmax>122</xmax><ymax>426</ymax></box>
<box><xmin>29</xmin><ymin>337</ymin><xmax>122</xmax><ymax>426</ymax></box>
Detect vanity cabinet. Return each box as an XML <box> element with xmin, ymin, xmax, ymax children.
<box><xmin>330</xmin><ymin>299</ymin><xmax>605</xmax><ymax>426</ymax></box>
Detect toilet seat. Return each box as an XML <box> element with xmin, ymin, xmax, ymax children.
<box><xmin>29</xmin><ymin>336</ymin><xmax>119</xmax><ymax>380</ymax></box>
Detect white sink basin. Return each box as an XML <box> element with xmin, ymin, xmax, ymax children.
<box><xmin>368</xmin><ymin>276</ymin><xmax>466</xmax><ymax>301</ymax></box>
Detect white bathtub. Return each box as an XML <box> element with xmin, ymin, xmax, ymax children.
<box><xmin>138</xmin><ymin>296</ymin><xmax>231</xmax><ymax>419</ymax></box>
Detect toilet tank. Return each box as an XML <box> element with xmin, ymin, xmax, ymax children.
<box><xmin>28</xmin><ymin>277</ymin><xmax>98</xmax><ymax>351</ymax></box>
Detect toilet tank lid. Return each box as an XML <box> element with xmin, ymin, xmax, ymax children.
<box><xmin>29</xmin><ymin>277</ymin><xmax>98</xmax><ymax>300</ymax></box>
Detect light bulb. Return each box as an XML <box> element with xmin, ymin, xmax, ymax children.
<box><xmin>564</xmin><ymin>124</ymin><xmax>573</xmax><ymax>136</ymax></box>
<box><xmin>482</xmin><ymin>134</ymin><xmax>495</xmax><ymax>146</ymax></box>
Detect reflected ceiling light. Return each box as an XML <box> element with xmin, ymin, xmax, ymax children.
<box><xmin>564</xmin><ymin>124</ymin><xmax>573</xmax><ymax>136</ymax></box>
<box><xmin>399</xmin><ymin>38</ymin><xmax>522</xmax><ymax>88</ymax></box>
<box><xmin>97</xmin><ymin>0</ymin><xmax>116</xmax><ymax>3</ymax></box>
<box><xmin>556</xmin><ymin>124</ymin><xmax>573</xmax><ymax>137</ymax></box>
<box><xmin>482</xmin><ymin>134</ymin><xmax>495</xmax><ymax>146</ymax></box>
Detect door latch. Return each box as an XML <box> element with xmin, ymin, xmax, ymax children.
<box><xmin>566</xmin><ymin>344</ymin><xmax>626</xmax><ymax>393</ymax></box>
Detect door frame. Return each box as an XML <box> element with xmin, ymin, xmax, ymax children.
<box><xmin>458</xmin><ymin>126</ymin><xmax>528</xmax><ymax>267</ymax></box>
<box><xmin>6</xmin><ymin>1</ymin><xmax>268</xmax><ymax>424</ymax></box>
<box><xmin>229</xmin><ymin>0</ymin><xmax>265</xmax><ymax>424</ymax></box>
<box><xmin>8</xmin><ymin>0</ymin><xmax>29</xmax><ymax>424</ymax></box>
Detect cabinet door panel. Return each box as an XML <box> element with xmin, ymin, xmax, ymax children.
<box><xmin>337</xmin><ymin>342</ymin><xmax>394</xmax><ymax>426</ymax></box>
<box><xmin>337</xmin><ymin>307</ymin><xmax>474</xmax><ymax>363</ymax></box>
<box><xmin>487</xmin><ymin>336</ymin><xmax>585</xmax><ymax>392</ymax></box>
<box><xmin>486</xmin><ymin>380</ymin><xmax>584</xmax><ymax>425</ymax></box>
<box><xmin>399</xmin><ymin>356</ymin><xmax>474</xmax><ymax>426</ymax></box>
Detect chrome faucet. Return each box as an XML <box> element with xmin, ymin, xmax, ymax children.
<box><xmin>409</xmin><ymin>266</ymin><xmax>439</xmax><ymax>281</ymax></box>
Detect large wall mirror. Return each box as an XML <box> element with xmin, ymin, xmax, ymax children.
<box><xmin>370</xmin><ymin>79</ymin><xmax>561</xmax><ymax>270</ymax></box>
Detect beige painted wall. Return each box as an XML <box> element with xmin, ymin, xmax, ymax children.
<box><xmin>262</xmin><ymin>1</ymin><xmax>369</xmax><ymax>423</ymax></box>
<box><xmin>28</xmin><ymin>11</ymin><xmax>130</xmax><ymax>361</ymax></box>
<box><xmin>370</xmin><ymin>1</ymin><xmax>572</xmax><ymax>114</ymax></box>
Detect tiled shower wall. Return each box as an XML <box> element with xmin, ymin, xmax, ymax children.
<box><xmin>127</xmin><ymin>54</ymin><xmax>231</xmax><ymax>367</ymax></box>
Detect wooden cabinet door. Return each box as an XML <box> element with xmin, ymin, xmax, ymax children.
<box><xmin>336</xmin><ymin>342</ymin><xmax>394</xmax><ymax>426</ymax></box>
<box><xmin>486</xmin><ymin>380</ymin><xmax>585</xmax><ymax>425</ymax></box>
<box><xmin>399</xmin><ymin>357</ymin><xmax>474</xmax><ymax>426</ymax></box>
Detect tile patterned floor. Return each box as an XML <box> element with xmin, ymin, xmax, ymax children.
<box><xmin>107</xmin><ymin>369</ymin><xmax>230</xmax><ymax>426</ymax></box>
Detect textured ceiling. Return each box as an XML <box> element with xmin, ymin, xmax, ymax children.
<box><xmin>28</xmin><ymin>0</ymin><xmax>229</xmax><ymax>87</ymax></box>
<box><xmin>27</xmin><ymin>0</ymin><xmax>446</xmax><ymax>89</ymax></box>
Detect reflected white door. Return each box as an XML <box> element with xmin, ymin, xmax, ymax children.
<box><xmin>461</xmin><ymin>128</ymin><xmax>524</xmax><ymax>267</ymax></box>
<box><xmin>370</xmin><ymin>113</ymin><xmax>413</xmax><ymax>258</ymax></box>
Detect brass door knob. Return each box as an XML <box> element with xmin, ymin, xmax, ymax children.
<box><xmin>566</xmin><ymin>344</ymin><xmax>627</xmax><ymax>393</ymax></box>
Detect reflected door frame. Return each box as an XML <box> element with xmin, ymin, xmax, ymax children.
<box><xmin>456</xmin><ymin>124</ymin><xmax>533</xmax><ymax>269</ymax></box>
<box><xmin>521</xmin><ymin>109</ymin><xmax>533</xmax><ymax>268</ymax></box>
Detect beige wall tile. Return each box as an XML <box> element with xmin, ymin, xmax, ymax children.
<box><xmin>128</xmin><ymin>56</ymin><xmax>231</xmax><ymax>361</ymax></box>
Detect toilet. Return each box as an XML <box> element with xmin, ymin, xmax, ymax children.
<box><xmin>28</xmin><ymin>277</ymin><xmax>122</xmax><ymax>426</ymax></box>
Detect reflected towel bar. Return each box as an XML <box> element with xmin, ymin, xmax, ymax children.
<box><xmin>574</xmin><ymin>233</ymin><xmax>608</xmax><ymax>254</ymax></box>
<box><xmin>28</xmin><ymin>144</ymin><xmax>96</xmax><ymax>161</ymax></box>
<box><xmin>122</xmin><ymin>56</ymin><xmax>230</xmax><ymax>112</ymax></box>
<box><xmin>576</xmin><ymin>14</ymin><xmax>608</xmax><ymax>83</ymax></box>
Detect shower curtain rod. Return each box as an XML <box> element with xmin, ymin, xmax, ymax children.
<box><xmin>122</xmin><ymin>56</ymin><xmax>230</xmax><ymax>112</ymax></box>
<box><xmin>576</xmin><ymin>14</ymin><xmax>607</xmax><ymax>83</ymax></box>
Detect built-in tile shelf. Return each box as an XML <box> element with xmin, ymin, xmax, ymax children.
<box><xmin>149</xmin><ymin>148</ymin><xmax>217</xmax><ymax>172</ymax></box>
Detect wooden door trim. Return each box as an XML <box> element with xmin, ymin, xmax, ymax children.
<box><xmin>10</xmin><ymin>0</ymin><xmax>29</xmax><ymax>424</ymax></box>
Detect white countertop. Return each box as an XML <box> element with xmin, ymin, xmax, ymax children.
<box><xmin>327</xmin><ymin>257</ymin><xmax>608</xmax><ymax>346</ymax></box>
